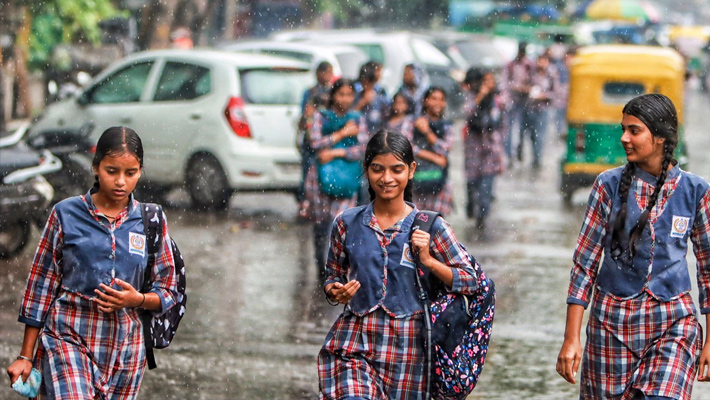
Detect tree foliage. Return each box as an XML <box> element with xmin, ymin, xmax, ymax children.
<box><xmin>23</xmin><ymin>0</ymin><xmax>122</xmax><ymax>69</ymax></box>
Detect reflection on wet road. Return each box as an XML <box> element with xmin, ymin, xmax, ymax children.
<box><xmin>3</xmin><ymin>90</ymin><xmax>710</xmax><ymax>399</ymax></box>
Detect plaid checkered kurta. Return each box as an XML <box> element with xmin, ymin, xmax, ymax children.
<box><xmin>319</xmin><ymin>209</ymin><xmax>481</xmax><ymax>399</ymax></box>
<box><xmin>404</xmin><ymin>117</ymin><xmax>455</xmax><ymax>217</ymax></box>
<box><xmin>19</xmin><ymin>195</ymin><xmax>176</xmax><ymax>400</ymax></box>
<box><xmin>568</xmin><ymin>169</ymin><xmax>710</xmax><ymax>399</ymax></box>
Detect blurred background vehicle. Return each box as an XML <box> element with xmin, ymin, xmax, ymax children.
<box><xmin>218</xmin><ymin>40</ymin><xmax>369</xmax><ymax>80</ymax></box>
<box><xmin>0</xmin><ymin>123</ymin><xmax>60</xmax><ymax>258</ymax></box>
<box><xmin>30</xmin><ymin>49</ymin><xmax>314</xmax><ymax>210</ymax></box>
<box><xmin>24</xmin><ymin>123</ymin><xmax>96</xmax><ymax>204</ymax></box>
<box><xmin>271</xmin><ymin>29</ymin><xmax>461</xmax><ymax>108</ymax></box>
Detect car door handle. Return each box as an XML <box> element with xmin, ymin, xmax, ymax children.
<box><xmin>190</xmin><ymin>113</ymin><xmax>202</xmax><ymax>120</ymax></box>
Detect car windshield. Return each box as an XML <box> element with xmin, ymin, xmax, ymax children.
<box><xmin>455</xmin><ymin>41</ymin><xmax>506</xmax><ymax>67</ymax></box>
<box><xmin>335</xmin><ymin>52</ymin><xmax>366</xmax><ymax>79</ymax></box>
<box><xmin>239</xmin><ymin>68</ymin><xmax>311</xmax><ymax>105</ymax></box>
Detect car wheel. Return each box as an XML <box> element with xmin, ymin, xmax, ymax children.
<box><xmin>186</xmin><ymin>154</ymin><xmax>231</xmax><ymax>210</ymax></box>
<box><xmin>0</xmin><ymin>220</ymin><xmax>31</xmax><ymax>259</ymax></box>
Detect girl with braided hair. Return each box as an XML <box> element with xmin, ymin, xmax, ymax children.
<box><xmin>557</xmin><ymin>93</ymin><xmax>710</xmax><ymax>399</ymax></box>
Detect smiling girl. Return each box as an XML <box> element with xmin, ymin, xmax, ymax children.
<box><xmin>6</xmin><ymin>127</ymin><xmax>177</xmax><ymax>399</ymax></box>
<box><xmin>409</xmin><ymin>87</ymin><xmax>454</xmax><ymax>216</ymax></box>
<box><xmin>318</xmin><ymin>130</ymin><xmax>485</xmax><ymax>399</ymax></box>
<box><xmin>557</xmin><ymin>94</ymin><xmax>710</xmax><ymax>399</ymax></box>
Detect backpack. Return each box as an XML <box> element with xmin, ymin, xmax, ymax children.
<box><xmin>412</xmin><ymin>120</ymin><xmax>450</xmax><ymax>195</ymax></box>
<box><xmin>411</xmin><ymin>211</ymin><xmax>495</xmax><ymax>400</ymax></box>
<box><xmin>140</xmin><ymin>203</ymin><xmax>187</xmax><ymax>369</ymax></box>
<box><xmin>316</xmin><ymin>110</ymin><xmax>363</xmax><ymax>198</ymax></box>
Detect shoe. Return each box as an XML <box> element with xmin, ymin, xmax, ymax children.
<box><xmin>476</xmin><ymin>217</ymin><xmax>486</xmax><ymax>230</ymax></box>
<box><xmin>517</xmin><ymin>146</ymin><xmax>523</xmax><ymax>161</ymax></box>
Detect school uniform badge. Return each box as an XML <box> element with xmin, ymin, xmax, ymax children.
<box><xmin>671</xmin><ymin>215</ymin><xmax>690</xmax><ymax>238</ymax></box>
<box><xmin>401</xmin><ymin>243</ymin><xmax>416</xmax><ymax>269</ymax></box>
<box><xmin>129</xmin><ymin>232</ymin><xmax>147</xmax><ymax>257</ymax></box>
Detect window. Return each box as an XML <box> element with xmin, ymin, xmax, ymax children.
<box><xmin>239</xmin><ymin>68</ymin><xmax>311</xmax><ymax>105</ymax></box>
<box><xmin>411</xmin><ymin>38</ymin><xmax>451</xmax><ymax>67</ymax></box>
<box><xmin>352</xmin><ymin>44</ymin><xmax>386</xmax><ymax>64</ymax></box>
<box><xmin>602</xmin><ymin>82</ymin><xmax>645</xmax><ymax>104</ymax></box>
<box><xmin>153</xmin><ymin>62</ymin><xmax>211</xmax><ymax>102</ymax></box>
<box><xmin>336</xmin><ymin>52</ymin><xmax>368</xmax><ymax>79</ymax></box>
<box><xmin>261</xmin><ymin>50</ymin><xmax>313</xmax><ymax>64</ymax></box>
<box><xmin>87</xmin><ymin>62</ymin><xmax>153</xmax><ymax>104</ymax></box>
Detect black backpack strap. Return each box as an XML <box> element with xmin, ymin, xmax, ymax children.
<box><xmin>139</xmin><ymin>202</ymin><xmax>163</xmax><ymax>370</ymax></box>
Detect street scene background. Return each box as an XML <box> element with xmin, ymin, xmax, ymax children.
<box><xmin>4</xmin><ymin>0</ymin><xmax>710</xmax><ymax>399</ymax></box>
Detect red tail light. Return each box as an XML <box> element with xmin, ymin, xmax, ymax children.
<box><xmin>225</xmin><ymin>97</ymin><xmax>252</xmax><ymax>138</ymax></box>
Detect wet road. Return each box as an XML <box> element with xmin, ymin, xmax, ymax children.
<box><xmin>3</xmin><ymin>89</ymin><xmax>710</xmax><ymax>399</ymax></box>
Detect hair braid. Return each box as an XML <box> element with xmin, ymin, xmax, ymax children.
<box><xmin>610</xmin><ymin>162</ymin><xmax>636</xmax><ymax>252</ymax></box>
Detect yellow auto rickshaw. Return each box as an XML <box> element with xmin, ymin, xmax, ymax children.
<box><xmin>561</xmin><ymin>44</ymin><xmax>687</xmax><ymax>203</ymax></box>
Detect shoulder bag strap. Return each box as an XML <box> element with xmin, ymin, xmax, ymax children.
<box><xmin>411</xmin><ymin>210</ymin><xmax>441</xmax><ymax>399</ymax></box>
<box><xmin>139</xmin><ymin>202</ymin><xmax>163</xmax><ymax>370</ymax></box>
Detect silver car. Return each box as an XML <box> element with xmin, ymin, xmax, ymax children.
<box><xmin>31</xmin><ymin>49</ymin><xmax>314</xmax><ymax>209</ymax></box>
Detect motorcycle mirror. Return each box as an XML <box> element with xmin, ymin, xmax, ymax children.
<box><xmin>76</xmin><ymin>93</ymin><xmax>89</xmax><ymax>107</ymax></box>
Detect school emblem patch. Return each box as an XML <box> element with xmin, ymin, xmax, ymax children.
<box><xmin>129</xmin><ymin>232</ymin><xmax>146</xmax><ymax>257</ymax></box>
<box><xmin>671</xmin><ymin>215</ymin><xmax>690</xmax><ymax>238</ymax></box>
<box><xmin>401</xmin><ymin>243</ymin><xmax>416</xmax><ymax>269</ymax></box>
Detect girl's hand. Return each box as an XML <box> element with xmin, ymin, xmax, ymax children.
<box><xmin>556</xmin><ymin>337</ymin><xmax>582</xmax><ymax>384</ymax></box>
<box><xmin>698</xmin><ymin>341</ymin><xmax>710</xmax><ymax>381</ymax></box>
<box><xmin>318</xmin><ymin>149</ymin><xmax>337</xmax><ymax>164</ymax></box>
<box><xmin>340</xmin><ymin>121</ymin><xmax>359</xmax><ymax>138</ymax></box>
<box><xmin>6</xmin><ymin>358</ymin><xmax>32</xmax><ymax>385</ymax></box>
<box><xmin>325</xmin><ymin>280</ymin><xmax>361</xmax><ymax>304</ymax></box>
<box><xmin>415</xmin><ymin>117</ymin><xmax>430</xmax><ymax>133</ymax></box>
<box><xmin>94</xmin><ymin>279</ymin><xmax>143</xmax><ymax>313</ymax></box>
<box><xmin>411</xmin><ymin>229</ymin><xmax>433</xmax><ymax>266</ymax></box>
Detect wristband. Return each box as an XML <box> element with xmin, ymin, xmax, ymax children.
<box><xmin>16</xmin><ymin>355</ymin><xmax>32</xmax><ymax>362</ymax></box>
<box><xmin>325</xmin><ymin>286</ymin><xmax>339</xmax><ymax>306</ymax></box>
<box><xmin>137</xmin><ymin>293</ymin><xmax>146</xmax><ymax>308</ymax></box>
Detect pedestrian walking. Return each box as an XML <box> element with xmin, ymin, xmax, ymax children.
<box><xmin>518</xmin><ymin>52</ymin><xmax>556</xmax><ymax>169</ymax></box>
<box><xmin>557</xmin><ymin>94</ymin><xmax>710</xmax><ymax>399</ymax></box>
<box><xmin>502</xmin><ymin>42</ymin><xmax>534</xmax><ymax>161</ymax></box>
<box><xmin>409</xmin><ymin>87</ymin><xmax>454</xmax><ymax>216</ymax></box>
<box><xmin>318</xmin><ymin>129</ymin><xmax>485</xmax><ymax>399</ymax></box>
<box><xmin>386</xmin><ymin>92</ymin><xmax>415</xmax><ymax>133</ymax></box>
<box><xmin>6</xmin><ymin>127</ymin><xmax>178</xmax><ymax>399</ymax></box>
<box><xmin>462</xmin><ymin>69</ymin><xmax>506</xmax><ymax>230</ymax></box>
<box><xmin>395</xmin><ymin>63</ymin><xmax>428</xmax><ymax>116</ymax></box>
<box><xmin>297</xmin><ymin>61</ymin><xmax>334</xmax><ymax>219</ymax></box>
<box><xmin>305</xmin><ymin>78</ymin><xmax>368</xmax><ymax>282</ymax></box>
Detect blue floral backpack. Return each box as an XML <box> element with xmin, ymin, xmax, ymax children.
<box><xmin>411</xmin><ymin>211</ymin><xmax>495</xmax><ymax>399</ymax></box>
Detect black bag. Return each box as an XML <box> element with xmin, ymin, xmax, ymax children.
<box><xmin>411</xmin><ymin>211</ymin><xmax>495</xmax><ymax>400</ymax></box>
<box><xmin>140</xmin><ymin>203</ymin><xmax>187</xmax><ymax>369</ymax></box>
<box><xmin>412</xmin><ymin>120</ymin><xmax>449</xmax><ymax>195</ymax></box>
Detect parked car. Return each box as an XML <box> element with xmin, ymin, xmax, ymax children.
<box><xmin>31</xmin><ymin>49</ymin><xmax>314</xmax><ymax>209</ymax></box>
<box><xmin>272</xmin><ymin>30</ymin><xmax>459</xmax><ymax>101</ymax></box>
<box><xmin>218</xmin><ymin>40</ymin><xmax>369</xmax><ymax>80</ymax></box>
<box><xmin>417</xmin><ymin>31</ymin><xmax>510</xmax><ymax>76</ymax></box>
<box><xmin>0</xmin><ymin>123</ymin><xmax>60</xmax><ymax>258</ymax></box>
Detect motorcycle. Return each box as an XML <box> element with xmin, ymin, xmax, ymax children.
<box><xmin>0</xmin><ymin>123</ymin><xmax>61</xmax><ymax>258</ymax></box>
<box><xmin>25</xmin><ymin>123</ymin><xmax>95</xmax><ymax>204</ymax></box>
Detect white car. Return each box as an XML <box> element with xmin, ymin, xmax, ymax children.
<box><xmin>271</xmin><ymin>30</ymin><xmax>455</xmax><ymax>97</ymax></box>
<box><xmin>219</xmin><ymin>40</ymin><xmax>369</xmax><ymax>80</ymax></box>
<box><xmin>31</xmin><ymin>49</ymin><xmax>314</xmax><ymax>209</ymax></box>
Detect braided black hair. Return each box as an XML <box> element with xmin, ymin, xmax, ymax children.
<box><xmin>610</xmin><ymin>94</ymin><xmax>678</xmax><ymax>263</ymax></box>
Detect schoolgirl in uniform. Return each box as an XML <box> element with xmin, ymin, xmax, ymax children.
<box><xmin>408</xmin><ymin>87</ymin><xmax>454</xmax><ymax>216</ymax></box>
<box><xmin>557</xmin><ymin>94</ymin><xmax>710</xmax><ymax>399</ymax></box>
<box><xmin>385</xmin><ymin>92</ymin><xmax>414</xmax><ymax>133</ymax></box>
<box><xmin>6</xmin><ymin>127</ymin><xmax>177</xmax><ymax>399</ymax></box>
<box><xmin>462</xmin><ymin>69</ymin><xmax>506</xmax><ymax>230</ymax></box>
<box><xmin>318</xmin><ymin>130</ymin><xmax>487</xmax><ymax>399</ymax></box>
<box><xmin>305</xmin><ymin>78</ymin><xmax>368</xmax><ymax>281</ymax></box>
